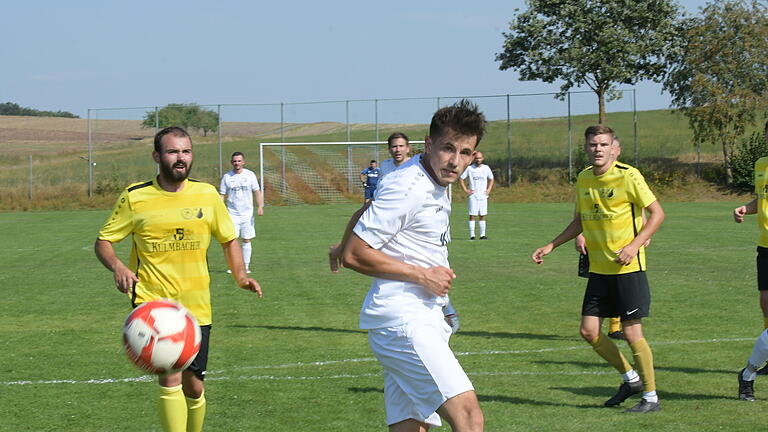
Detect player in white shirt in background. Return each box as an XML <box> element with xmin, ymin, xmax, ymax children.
<box><xmin>379</xmin><ymin>132</ymin><xmax>412</xmax><ymax>178</ymax></box>
<box><xmin>329</xmin><ymin>100</ymin><xmax>486</xmax><ymax>431</ymax></box>
<box><xmin>219</xmin><ymin>152</ymin><xmax>264</xmax><ymax>273</ymax></box>
<box><xmin>380</xmin><ymin>132</ymin><xmax>461</xmax><ymax>333</ymax></box>
<box><xmin>459</xmin><ymin>152</ymin><xmax>494</xmax><ymax>240</ymax></box>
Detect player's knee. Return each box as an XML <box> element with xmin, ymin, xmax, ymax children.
<box><xmin>580</xmin><ymin>326</ymin><xmax>598</xmax><ymax>342</ymax></box>
<box><xmin>182</xmin><ymin>381</ymin><xmax>204</xmax><ymax>399</ymax></box>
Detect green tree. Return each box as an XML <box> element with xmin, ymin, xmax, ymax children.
<box><xmin>141</xmin><ymin>103</ymin><xmax>219</xmax><ymax>136</ymax></box>
<box><xmin>664</xmin><ymin>0</ymin><xmax>768</xmax><ymax>185</ymax></box>
<box><xmin>496</xmin><ymin>0</ymin><xmax>682</xmax><ymax>124</ymax></box>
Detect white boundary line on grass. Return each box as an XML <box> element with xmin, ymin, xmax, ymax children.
<box><xmin>1</xmin><ymin>337</ymin><xmax>754</xmax><ymax>386</ymax></box>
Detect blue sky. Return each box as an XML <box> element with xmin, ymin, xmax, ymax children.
<box><xmin>1</xmin><ymin>0</ymin><xmax>709</xmax><ymax>120</ymax></box>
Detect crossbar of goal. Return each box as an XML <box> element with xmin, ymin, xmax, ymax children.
<box><xmin>259</xmin><ymin>141</ymin><xmax>426</xmax><ymax>205</ymax></box>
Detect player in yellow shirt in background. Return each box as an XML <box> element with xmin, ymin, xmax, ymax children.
<box><xmin>95</xmin><ymin>126</ymin><xmax>262</xmax><ymax>432</ymax></box>
<box><xmin>532</xmin><ymin>125</ymin><xmax>665</xmax><ymax>413</ymax></box>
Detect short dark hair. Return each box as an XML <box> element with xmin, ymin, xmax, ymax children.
<box><xmin>370</xmin><ymin>160</ymin><xmax>377</xmax><ymax>164</ymax></box>
<box><xmin>387</xmin><ymin>132</ymin><xmax>410</xmax><ymax>146</ymax></box>
<box><xmin>154</xmin><ymin>126</ymin><xmax>190</xmax><ymax>153</ymax></box>
<box><xmin>429</xmin><ymin>99</ymin><xmax>486</xmax><ymax>145</ymax></box>
<box><xmin>231</xmin><ymin>151</ymin><xmax>245</xmax><ymax>159</ymax></box>
<box><xmin>584</xmin><ymin>125</ymin><xmax>615</xmax><ymax>141</ymax></box>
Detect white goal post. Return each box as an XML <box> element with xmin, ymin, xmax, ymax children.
<box><xmin>258</xmin><ymin>141</ymin><xmax>426</xmax><ymax>205</ymax></box>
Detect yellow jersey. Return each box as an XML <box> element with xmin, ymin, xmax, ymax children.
<box><xmin>755</xmin><ymin>157</ymin><xmax>768</xmax><ymax>248</ymax></box>
<box><xmin>98</xmin><ymin>178</ymin><xmax>236</xmax><ymax>325</ymax></box>
<box><xmin>576</xmin><ymin>161</ymin><xmax>657</xmax><ymax>275</ymax></box>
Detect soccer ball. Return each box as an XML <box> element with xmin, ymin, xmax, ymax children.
<box><xmin>123</xmin><ymin>299</ymin><xmax>201</xmax><ymax>374</ymax></box>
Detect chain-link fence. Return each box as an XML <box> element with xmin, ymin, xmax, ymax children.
<box><xmin>2</xmin><ymin>89</ymin><xmax>706</xmax><ymax>206</ymax></box>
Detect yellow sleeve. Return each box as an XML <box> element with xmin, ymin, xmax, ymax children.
<box><xmin>625</xmin><ymin>168</ymin><xmax>656</xmax><ymax>209</ymax></box>
<box><xmin>211</xmin><ymin>192</ymin><xmax>236</xmax><ymax>244</ymax></box>
<box><xmin>98</xmin><ymin>189</ymin><xmax>134</xmax><ymax>243</ymax></box>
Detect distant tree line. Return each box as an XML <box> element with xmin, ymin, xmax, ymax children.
<box><xmin>0</xmin><ymin>102</ymin><xmax>79</xmax><ymax>118</ymax></box>
<box><xmin>141</xmin><ymin>103</ymin><xmax>219</xmax><ymax>136</ymax></box>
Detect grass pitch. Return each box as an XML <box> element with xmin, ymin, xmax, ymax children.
<box><xmin>1</xmin><ymin>201</ymin><xmax>767</xmax><ymax>431</ymax></box>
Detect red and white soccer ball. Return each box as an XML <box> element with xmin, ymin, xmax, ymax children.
<box><xmin>123</xmin><ymin>299</ymin><xmax>201</xmax><ymax>374</ymax></box>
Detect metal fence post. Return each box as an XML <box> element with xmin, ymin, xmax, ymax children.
<box><xmin>87</xmin><ymin>108</ymin><xmax>93</xmax><ymax>197</ymax></box>
<box><xmin>346</xmin><ymin>100</ymin><xmax>350</xmax><ymax>142</ymax></box>
<box><xmin>28</xmin><ymin>155</ymin><xmax>32</xmax><ymax>200</ymax></box>
<box><xmin>217</xmin><ymin>104</ymin><xmax>222</xmax><ymax>179</ymax></box>
<box><xmin>566</xmin><ymin>92</ymin><xmax>573</xmax><ymax>183</ymax></box>
<box><xmin>506</xmin><ymin>94</ymin><xmax>512</xmax><ymax>185</ymax></box>
<box><xmin>633</xmin><ymin>89</ymin><xmax>638</xmax><ymax>166</ymax></box>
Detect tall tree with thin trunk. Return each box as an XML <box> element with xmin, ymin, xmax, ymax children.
<box><xmin>496</xmin><ymin>0</ymin><xmax>682</xmax><ymax>124</ymax></box>
<box><xmin>664</xmin><ymin>0</ymin><xmax>768</xmax><ymax>185</ymax></box>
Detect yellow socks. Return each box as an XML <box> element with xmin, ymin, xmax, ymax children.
<box><xmin>186</xmin><ymin>391</ymin><xmax>206</xmax><ymax>432</ymax></box>
<box><xmin>629</xmin><ymin>338</ymin><xmax>656</xmax><ymax>392</ymax></box>
<box><xmin>158</xmin><ymin>385</ymin><xmax>187</xmax><ymax>432</ymax></box>
<box><xmin>608</xmin><ymin>317</ymin><xmax>622</xmax><ymax>334</ymax></box>
<box><xmin>589</xmin><ymin>334</ymin><xmax>631</xmax><ymax>373</ymax></box>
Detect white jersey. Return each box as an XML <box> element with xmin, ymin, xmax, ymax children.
<box><xmin>353</xmin><ymin>155</ymin><xmax>451</xmax><ymax>329</ymax></box>
<box><xmin>219</xmin><ymin>168</ymin><xmax>260</xmax><ymax>216</ymax></box>
<box><xmin>379</xmin><ymin>158</ymin><xmax>402</xmax><ymax>178</ymax></box>
<box><xmin>460</xmin><ymin>163</ymin><xmax>494</xmax><ymax>199</ymax></box>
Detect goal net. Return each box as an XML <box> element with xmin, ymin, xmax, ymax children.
<box><xmin>259</xmin><ymin>141</ymin><xmax>425</xmax><ymax>205</ymax></box>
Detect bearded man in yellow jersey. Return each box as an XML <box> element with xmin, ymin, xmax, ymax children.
<box><xmin>95</xmin><ymin>126</ymin><xmax>262</xmax><ymax>432</ymax></box>
<box><xmin>532</xmin><ymin>125</ymin><xmax>665</xmax><ymax>413</ymax></box>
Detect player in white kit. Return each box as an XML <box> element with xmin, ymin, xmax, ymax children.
<box><xmin>459</xmin><ymin>152</ymin><xmax>494</xmax><ymax>240</ymax></box>
<box><xmin>219</xmin><ymin>152</ymin><xmax>263</xmax><ymax>273</ymax></box>
<box><xmin>330</xmin><ymin>100</ymin><xmax>486</xmax><ymax>431</ymax></box>
<box><xmin>380</xmin><ymin>132</ymin><xmax>461</xmax><ymax>333</ymax></box>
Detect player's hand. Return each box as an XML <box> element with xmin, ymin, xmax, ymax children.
<box><xmin>574</xmin><ymin>235</ymin><xmax>587</xmax><ymax>254</ymax></box>
<box><xmin>614</xmin><ymin>244</ymin><xmax>639</xmax><ymax>265</ymax></box>
<box><xmin>643</xmin><ymin>237</ymin><xmax>652</xmax><ymax>248</ymax></box>
<box><xmin>239</xmin><ymin>278</ymin><xmax>263</xmax><ymax>297</ymax></box>
<box><xmin>467</xmin><ymin>189</ymin><xmax>474</xmax><ymax>195</ymax></box>
<box><xmin>257</xmin><ymin>206</ymin><xmax>264</xmax><ymax>216</ymax></box>
<box><xmin>113</xmin><ymin>263</ymin><xmax>139</xmax><ymax>293</ymax></box>
<box><xmin>734</xmin><ymin>205</ymin><xmax>747</xmax><ymax>223</ymax></box>
<box><xmin>532</xmin><ymin>244</ymin><xmax>554</xmax><ymax>264</ymax></box>
<box><xmin>329</xmin><ymin>243</ymin><xmax>343</xmax><ymax>273</ymax></box>
<box><xmin>419</xmin><ymin>266</ymin><xmax>456</xmax><ymax>297</ymax></box>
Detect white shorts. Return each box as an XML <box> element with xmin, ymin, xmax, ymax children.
<box><xmin>468</xmin><ymin>195</ymin><xmax>488</xmax><ymax>216</ymax></box>
<box><xmin>229</xmin><ymin>213</ymin><xmax>255</xmax><ymax>239</ymax></box>
<box><xmin>368</xmin><ymin>317</ymin><xmax>474</xmax><ymax>428</ymax></box>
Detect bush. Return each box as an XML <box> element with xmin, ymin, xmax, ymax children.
<box><xmin>729</xmin><ymin>132</ymin><xmax>768</xmax><ymax>191</ymax></box>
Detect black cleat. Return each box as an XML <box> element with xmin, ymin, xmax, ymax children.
<box><xmin>479</xmin><ymin>236</ymin><xmax>488</xmax><ymax>240</ymax></box>
<box><xmin>608</xmin><ymin>330</ymin><xmax>626</xmax><ymax>341</ymax></box>
<box><xmin>624</xmin><ymin>399</ymin><xmax>660</xmax><ymax>413</ymax></box>
<box><xmin>604</xmin><ymin>380</ymin><xmax>643</xmax><ymax>407</ymax></box>
<box><xmin>739</xmin><ymin>368</ymin><xmax>756</xmax><ymax>401</ymax></box>
<box><xmin>470</xmin><ymin>236</ymin><xmax>475</xmax><ymax>240</ymax></box>
<box><xmin>756</xmin><ymin>364</ymin><xmax>768</xmax><ymax>376</ymax></box>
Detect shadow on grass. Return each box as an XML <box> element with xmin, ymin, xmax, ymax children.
<box><xmin>478</xmin><ymin>394</ymin><xmax>600</xmax><ymax>409</ymax></box>
<box><xmin>228</xmin><ymin>324</ymin><xmax>366</xmax><ymax>335</ymax></box>
<box><xmin>458</xmin><ymin>331</ymin><xmax>571</xmax><ymax>341</ymax></box>
<box><xmin>533</xmin><ymin>359</ymin><xmax>736</xmax><ymax>375</ymax></box>
<box><xmin>553</xmin><ymin>386</ymin><xmax>731</xmax><ymax>402</ymax></box>
<box><xmin>348</xmin><ymin>387</ymin><xmax>382</xmax><ymax>394</ymax></box>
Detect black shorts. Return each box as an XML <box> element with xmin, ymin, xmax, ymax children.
<box><xmin>582</xmin><ymin>271</ymin><xmax>651</xmax><ymax>321</ymax></box>
<box><xmin>757</xmin><ymin>247</ymin><xmax>768</xmax><ymax>291</ymax></box>
<box><xmin>186</xmin><ymin>325</ymin><xmax>211</xmax><ymax>381</ymax></box>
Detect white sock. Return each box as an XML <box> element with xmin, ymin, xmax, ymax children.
<box><xmin>242</xmin><ymin>242</ymin><xmax>252</xmax><ymax>269</ymax></box>
<box><xmin>745</xmin><ymin>329</ymin><xmax>768</xmax><ymax>380</ymax></box>
<box><xmin>479</xmin><ymin>221</ymin><xmax>486</xmax><ymax>237</ymax></box>
<box><xmin>642</xmin><ymin>390</ymin><xmax>658</xmax><ymax>403</ymax></box>
<box><xmin>622</xmin><ymin>369</ymin><xmax>640</xmax><ymax>383</ymax></box>
<box><xmin>468</xmin><ymin>221</ymin><xmax>475</xmax><ymax>237</ymax></box>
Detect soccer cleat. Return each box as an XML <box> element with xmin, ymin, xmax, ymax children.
<box><xmin>480</xmin><ymin>236</ymin><xmax>488</xmax><ymax>240</ymax></box>
<box><xmin>470</xmin><ymin>236</ymin><xmax>475</xmax><ymax>240</ymax></box>
<box><xmin>604</xmin><ymin>380</ymin><xmax>643</xmax><ymax>407</ymax></box>
<box><xmin>739</xmin><ymin>368</ymin><xmax>756</xmax><ymax>401</ymax></box>
<box><xmin>226</xmin><ymin>269</ymin><xmax>232</xmax><ymax>274</ymax></box>
<box><xmin>756</xmin><ymin>364</ymin><xmax>768</xmax><ymax>376</ymax></box>
<box><xmin>246</xmin><ymin>268</ymin><xmax>251</xmax><ymax>274</ymax></box>
<box><xmin>624</xmin><ymin>399</ymin><xmax>660</xmax><ymax>413</ymax></box>
<box><xmin>608</xmin><ymin>330</ymin><xmax>626</xmax><ymax>341</ymax></box>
